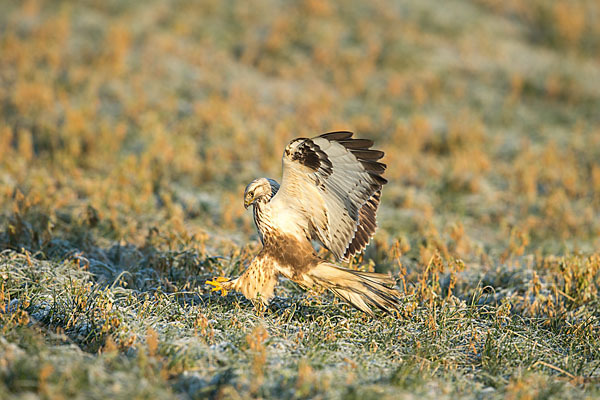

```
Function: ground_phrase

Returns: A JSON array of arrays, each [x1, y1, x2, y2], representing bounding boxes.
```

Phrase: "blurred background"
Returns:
[[1, 0, 599, 267], [1, 1, 600, 397]]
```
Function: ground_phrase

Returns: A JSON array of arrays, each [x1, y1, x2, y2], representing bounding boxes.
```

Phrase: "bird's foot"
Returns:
[[205, 276, 231, 296]]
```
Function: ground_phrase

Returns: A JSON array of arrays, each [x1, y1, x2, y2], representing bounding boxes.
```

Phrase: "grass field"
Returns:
[[1, 0, 600, 398]]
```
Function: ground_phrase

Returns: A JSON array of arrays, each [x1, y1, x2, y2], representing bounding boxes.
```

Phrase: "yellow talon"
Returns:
[[205, 277, 230, 296]]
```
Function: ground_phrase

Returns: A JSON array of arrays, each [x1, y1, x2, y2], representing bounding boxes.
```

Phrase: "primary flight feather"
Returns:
[[210, 131, 400, 315]]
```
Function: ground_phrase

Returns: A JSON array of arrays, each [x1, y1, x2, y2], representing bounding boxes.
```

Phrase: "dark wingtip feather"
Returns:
[[339, 139, 374, 149], [317, 131, 387, 186], [362, 160, 386, 174], [351, 149, 385, 160], [319, 131, 353, 141], [371, 174, 388, 186]]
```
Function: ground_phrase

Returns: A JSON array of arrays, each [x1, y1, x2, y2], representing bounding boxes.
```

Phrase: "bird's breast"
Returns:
[[263, 198, 308, 241]]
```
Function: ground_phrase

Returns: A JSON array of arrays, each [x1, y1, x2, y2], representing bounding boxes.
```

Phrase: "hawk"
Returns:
[[207, 131, 400, 315]]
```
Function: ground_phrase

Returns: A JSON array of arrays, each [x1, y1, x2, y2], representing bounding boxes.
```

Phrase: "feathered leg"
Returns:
[[217, 253, 278, 304]]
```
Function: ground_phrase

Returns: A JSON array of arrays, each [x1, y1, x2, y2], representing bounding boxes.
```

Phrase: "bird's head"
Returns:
[[244, 178, 280, 209]]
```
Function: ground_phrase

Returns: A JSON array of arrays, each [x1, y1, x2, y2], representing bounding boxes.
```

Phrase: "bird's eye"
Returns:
[[248, 191, 254, 198]]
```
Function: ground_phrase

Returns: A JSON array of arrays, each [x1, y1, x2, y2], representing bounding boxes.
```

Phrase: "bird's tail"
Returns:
[[306, 262, 401, 316]]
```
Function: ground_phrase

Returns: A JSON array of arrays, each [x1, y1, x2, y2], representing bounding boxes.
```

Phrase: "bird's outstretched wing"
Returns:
[[275, 131, 387, 261]]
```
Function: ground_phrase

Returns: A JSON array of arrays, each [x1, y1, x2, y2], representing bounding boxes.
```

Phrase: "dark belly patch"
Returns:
[[263, 233, 319, 279]]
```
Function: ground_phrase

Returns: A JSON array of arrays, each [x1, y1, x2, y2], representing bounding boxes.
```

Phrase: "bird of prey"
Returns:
[[207, 131, 400, 315]]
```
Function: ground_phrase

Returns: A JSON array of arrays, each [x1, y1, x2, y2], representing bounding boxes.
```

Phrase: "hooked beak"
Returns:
[[244, 198, 252, 209]]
